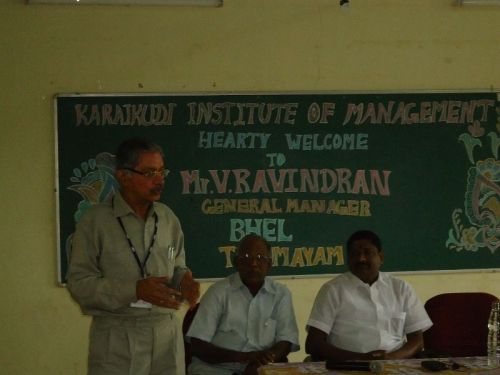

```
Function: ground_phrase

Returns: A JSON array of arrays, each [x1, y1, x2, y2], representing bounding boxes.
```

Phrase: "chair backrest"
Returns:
[[423, 292, 498, 357], [182, 303, 200, 370]]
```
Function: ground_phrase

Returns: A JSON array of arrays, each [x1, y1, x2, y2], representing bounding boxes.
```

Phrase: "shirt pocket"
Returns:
[[149, 244, 176, 278], [257, 318, 277, 348], [387, 311, 406, 336]]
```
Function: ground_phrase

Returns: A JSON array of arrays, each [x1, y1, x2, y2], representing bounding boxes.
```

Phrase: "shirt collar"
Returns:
[[228, 272, 276, 295], [347, 271, 388, 288], [112, 191, 157, 219]]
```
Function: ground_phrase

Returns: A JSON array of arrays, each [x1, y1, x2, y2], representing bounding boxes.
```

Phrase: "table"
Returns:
[[258, 357, 500, 375]]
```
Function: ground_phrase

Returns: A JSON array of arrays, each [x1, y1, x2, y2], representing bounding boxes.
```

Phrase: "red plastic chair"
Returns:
[[423, 292, 498, 357]]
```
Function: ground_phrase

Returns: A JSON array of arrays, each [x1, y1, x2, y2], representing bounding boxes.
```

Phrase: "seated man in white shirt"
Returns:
[[306, 230, 432, 361], [186, 234, 300, 375]]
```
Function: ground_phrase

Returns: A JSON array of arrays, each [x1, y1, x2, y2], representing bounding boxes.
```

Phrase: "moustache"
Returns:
[[151, 185, 163, 195], [354, 262, 371, 268]]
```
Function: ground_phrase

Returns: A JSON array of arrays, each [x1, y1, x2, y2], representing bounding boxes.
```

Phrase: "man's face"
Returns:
[[119, 151, 165, 205], [235, 237, 271, 288], [347, 239, 384, 285]]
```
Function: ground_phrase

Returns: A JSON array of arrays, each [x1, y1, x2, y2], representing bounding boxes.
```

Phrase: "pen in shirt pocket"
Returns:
[[167, 245, 175, 260]]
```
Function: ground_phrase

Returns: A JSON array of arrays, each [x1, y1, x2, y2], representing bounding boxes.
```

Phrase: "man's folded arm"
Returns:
[[190, 338, 292, 365], [190, 337, 248, 364], [385, 330, 424, 360], [305, 326, 376, 361]]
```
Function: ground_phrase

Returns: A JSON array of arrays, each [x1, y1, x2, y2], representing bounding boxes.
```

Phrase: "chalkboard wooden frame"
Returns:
[[55, 91, 500, 283]]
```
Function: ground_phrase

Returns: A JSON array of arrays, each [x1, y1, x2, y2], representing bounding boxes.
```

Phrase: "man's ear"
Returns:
[[266, 257, 272, 269], [115, 169, 127, 185], [266, 251, 272, 268], [379, 250, 385, 264], [231, 253, 239, 268]]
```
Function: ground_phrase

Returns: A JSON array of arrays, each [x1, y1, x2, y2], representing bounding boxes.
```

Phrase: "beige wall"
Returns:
[[1, 0, 499, 373]]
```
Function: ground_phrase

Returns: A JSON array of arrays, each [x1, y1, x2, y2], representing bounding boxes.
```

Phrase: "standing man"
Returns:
[[306, 230, 432, 361], [186, 234, 300, 375], [67, 138, 200, 375]]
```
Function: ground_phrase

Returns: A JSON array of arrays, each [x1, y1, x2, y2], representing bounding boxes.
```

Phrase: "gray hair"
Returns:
[[115, 137, 164, 170]]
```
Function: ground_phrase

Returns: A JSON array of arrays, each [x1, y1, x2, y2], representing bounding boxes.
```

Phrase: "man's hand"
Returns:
[[367, 350, 387, 360], [136, 276, 182, 309], [180, 270, 200, 309], [242, 362, 260, 375], [244, 350, 276, 366]]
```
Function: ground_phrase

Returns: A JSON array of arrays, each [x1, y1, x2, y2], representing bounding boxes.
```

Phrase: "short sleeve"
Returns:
[[274, 286, 300, 351], [401, 281, 433, 334], [306, 281, 338, 335]]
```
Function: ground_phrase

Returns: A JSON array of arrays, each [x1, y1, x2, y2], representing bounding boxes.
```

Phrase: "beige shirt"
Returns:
[[67, 192, 187, 317]]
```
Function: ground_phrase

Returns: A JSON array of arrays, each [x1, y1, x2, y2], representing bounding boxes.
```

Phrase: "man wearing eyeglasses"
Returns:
[[67, 137, 200, 375], [186, 234, 300, 375]]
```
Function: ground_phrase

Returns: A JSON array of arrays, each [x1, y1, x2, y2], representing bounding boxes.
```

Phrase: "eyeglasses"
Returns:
[[349, 248, 380, 258], [123, 168, 170, 179], [237, 253, 271, 264]]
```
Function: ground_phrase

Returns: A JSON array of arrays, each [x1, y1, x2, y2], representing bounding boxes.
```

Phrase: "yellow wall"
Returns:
[[1, 0, 499, 373]]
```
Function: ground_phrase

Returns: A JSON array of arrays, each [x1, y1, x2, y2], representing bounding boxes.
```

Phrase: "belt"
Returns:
[[93, 313, 174, 327]]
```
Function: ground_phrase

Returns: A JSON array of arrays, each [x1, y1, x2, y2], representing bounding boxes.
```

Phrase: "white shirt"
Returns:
[[187, 273, 300, 374], [307, 272, 432, 353]]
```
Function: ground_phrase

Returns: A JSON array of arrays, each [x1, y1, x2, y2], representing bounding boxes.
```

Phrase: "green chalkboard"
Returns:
[[55, 92, 500, 283]]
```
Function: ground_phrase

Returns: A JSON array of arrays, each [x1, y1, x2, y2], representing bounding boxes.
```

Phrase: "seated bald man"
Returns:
[[186, 234, 300, 375]]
